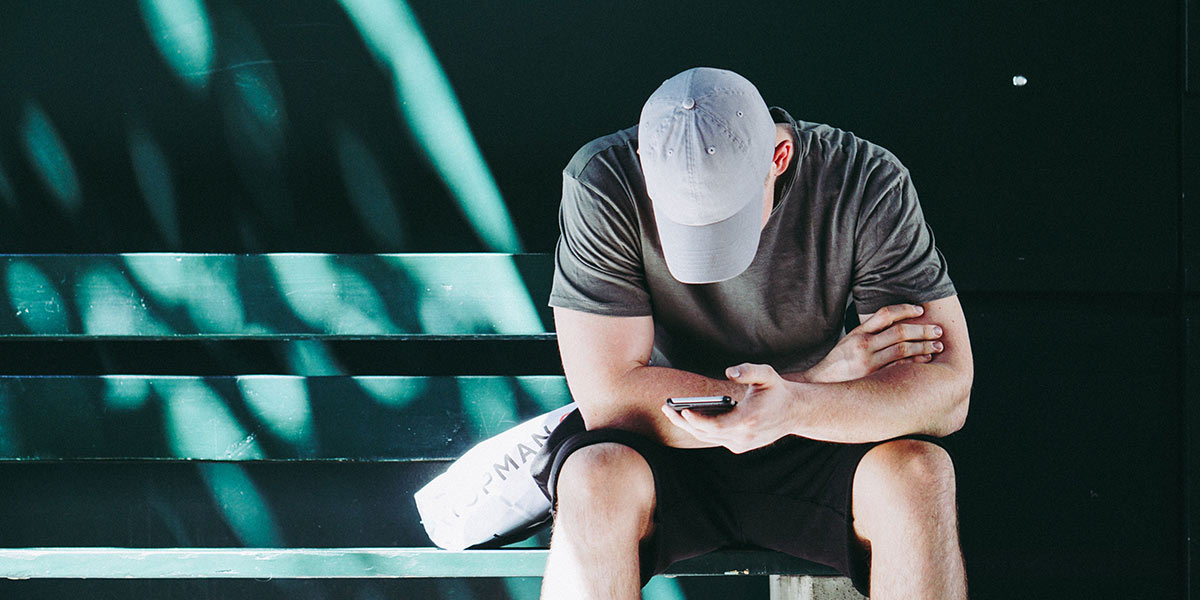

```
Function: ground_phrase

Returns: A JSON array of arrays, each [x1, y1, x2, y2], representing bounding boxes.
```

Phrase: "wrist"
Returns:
[[781, 369, 812, 384], [785, 380, 817, 437]]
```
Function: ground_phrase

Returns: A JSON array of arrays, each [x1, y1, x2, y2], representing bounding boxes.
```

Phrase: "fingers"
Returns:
[[858, 303, 924, 334], [661, 399, 763, 454], [874, 341, 943, 369], [725, 362, 778, 384], [660, 404, 720, 440], [882, 354, 934, 369], [676, 405, 723, 428], [661, 404, 692, 430], [871, 323, 943, 351]]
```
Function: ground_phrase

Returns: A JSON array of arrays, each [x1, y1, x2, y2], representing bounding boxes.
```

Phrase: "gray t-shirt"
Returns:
[[549, 108, 956, 379]]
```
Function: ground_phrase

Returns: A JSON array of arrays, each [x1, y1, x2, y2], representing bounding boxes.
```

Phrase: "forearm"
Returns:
[[786, 361, 971, 443], [573, 365, 742, 448], [553, 309, 732, 448]]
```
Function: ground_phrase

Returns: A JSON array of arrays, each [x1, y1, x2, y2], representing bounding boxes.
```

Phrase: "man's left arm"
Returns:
[[805, 293, 972, 442], [662, 294, 972, 451]]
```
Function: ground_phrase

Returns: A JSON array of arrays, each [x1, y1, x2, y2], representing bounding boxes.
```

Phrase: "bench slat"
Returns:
[[0, 375, 571, 461], [0, 254, 553, 339], [0, 548, 839, 579]]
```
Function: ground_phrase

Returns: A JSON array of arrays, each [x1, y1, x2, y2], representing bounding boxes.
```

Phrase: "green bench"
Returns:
[[0, 253, 863, 599]]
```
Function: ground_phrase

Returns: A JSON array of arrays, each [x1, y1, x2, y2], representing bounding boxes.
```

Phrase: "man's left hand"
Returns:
[[660, 363, 800, 453]]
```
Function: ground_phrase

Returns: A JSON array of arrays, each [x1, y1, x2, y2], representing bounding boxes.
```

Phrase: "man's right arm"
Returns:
[[553, 306, 739, 448]]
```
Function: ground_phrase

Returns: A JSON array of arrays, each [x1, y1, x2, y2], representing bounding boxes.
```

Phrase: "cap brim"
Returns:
[[653, 196, 762, 284]]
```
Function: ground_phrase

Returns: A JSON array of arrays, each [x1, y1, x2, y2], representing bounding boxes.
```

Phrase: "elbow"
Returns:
[[944, 392, 970, 435], [942, 374, 973, 435], [931, 373, 972, 437], [926, 395, 968, 438], [566, 363, 651, 432], [573, 381, 655, 436], [575, 394, 627, 431]]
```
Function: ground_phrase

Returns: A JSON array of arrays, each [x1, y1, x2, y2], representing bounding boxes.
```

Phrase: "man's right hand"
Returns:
[[800, 303, 943, 384]]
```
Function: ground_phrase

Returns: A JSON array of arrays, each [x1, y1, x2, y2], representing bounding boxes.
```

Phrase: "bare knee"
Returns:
[[555, 443, 656, 539], [853, 440, 957, 541], [859, 439, 956, 492]]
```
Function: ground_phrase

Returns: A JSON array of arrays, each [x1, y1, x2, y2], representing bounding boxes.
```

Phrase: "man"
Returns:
[[534, 67, 972, 599]]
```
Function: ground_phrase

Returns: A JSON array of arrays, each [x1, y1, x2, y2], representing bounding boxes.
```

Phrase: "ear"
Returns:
[[770, 136, 793, 176]]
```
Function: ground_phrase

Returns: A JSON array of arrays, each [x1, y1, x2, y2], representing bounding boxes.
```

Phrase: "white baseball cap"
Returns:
[[638, 67, 776, 284]]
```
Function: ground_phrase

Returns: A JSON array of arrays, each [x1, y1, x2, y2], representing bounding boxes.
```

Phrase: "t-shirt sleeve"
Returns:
[[548, 171, 652, 317], [851, 170, 956, 314]]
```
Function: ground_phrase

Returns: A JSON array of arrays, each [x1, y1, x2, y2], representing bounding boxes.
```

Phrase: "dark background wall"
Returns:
[[0, 1, 1192, 599]]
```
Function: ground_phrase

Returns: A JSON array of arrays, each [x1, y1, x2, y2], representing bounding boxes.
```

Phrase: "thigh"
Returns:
[[533, 410, 743, 583], [721, 435, 948, 597]]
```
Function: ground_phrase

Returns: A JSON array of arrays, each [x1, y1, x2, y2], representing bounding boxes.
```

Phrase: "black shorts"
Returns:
[[532, 409, 933, 596]]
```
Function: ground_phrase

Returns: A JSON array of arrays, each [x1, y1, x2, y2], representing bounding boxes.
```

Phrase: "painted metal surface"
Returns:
[[0, 254, 554, 339], [0, 375, 570, 461], [0, 547, 838, 580]]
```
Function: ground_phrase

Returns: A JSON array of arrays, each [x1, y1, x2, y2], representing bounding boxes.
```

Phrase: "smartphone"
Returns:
[[666, 395, 737, 414]]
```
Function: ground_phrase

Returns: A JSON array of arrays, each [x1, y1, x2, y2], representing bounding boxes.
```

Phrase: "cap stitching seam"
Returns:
[[694, 104, 745, 153]]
